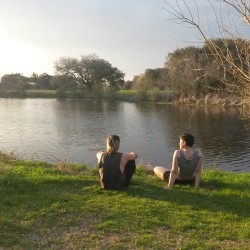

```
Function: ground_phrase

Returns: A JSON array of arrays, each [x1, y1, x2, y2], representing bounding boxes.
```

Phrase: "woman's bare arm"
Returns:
[[120, 152, 138, 173], [194, 149, 203, 188]]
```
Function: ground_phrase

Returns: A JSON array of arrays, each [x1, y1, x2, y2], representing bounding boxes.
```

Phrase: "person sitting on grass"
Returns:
[[96, 134, 138, 190], [154, 132, 202, 189]]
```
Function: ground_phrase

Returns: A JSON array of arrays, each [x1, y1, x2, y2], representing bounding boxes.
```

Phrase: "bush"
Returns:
[[135, 90, 148, 102], [104, 86, 117, 100], [147, 87, 160, 102]]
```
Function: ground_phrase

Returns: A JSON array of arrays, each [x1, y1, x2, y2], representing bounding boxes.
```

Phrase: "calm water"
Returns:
[[0, 98, 250, 173]]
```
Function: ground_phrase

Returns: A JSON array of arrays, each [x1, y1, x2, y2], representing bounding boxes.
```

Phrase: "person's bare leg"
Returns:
[[154, 166, 169, 181]]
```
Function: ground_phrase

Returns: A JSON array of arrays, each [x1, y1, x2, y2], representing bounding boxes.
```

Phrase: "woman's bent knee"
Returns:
[[154, 166, 167, 180]]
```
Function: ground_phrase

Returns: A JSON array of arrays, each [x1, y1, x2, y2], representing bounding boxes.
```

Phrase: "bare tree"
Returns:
[[164, 0, 250, 104]]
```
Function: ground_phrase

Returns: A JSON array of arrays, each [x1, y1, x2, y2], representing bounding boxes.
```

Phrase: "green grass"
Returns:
[[0, 154, 249, 249], [117, 90, 137, 94]]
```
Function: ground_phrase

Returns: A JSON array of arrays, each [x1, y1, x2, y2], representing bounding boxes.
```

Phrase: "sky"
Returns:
[[0, 0, 248, 81]]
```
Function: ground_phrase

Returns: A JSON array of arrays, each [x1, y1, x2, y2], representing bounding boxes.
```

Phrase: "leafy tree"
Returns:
[[0, 73, 28, 90], [131, 68, 166, 91], [164, 38, 250, 98], [132, 74, 154, 91], [30, 73, 53, 89], [50, 75, 77, 90], [164, 46, 207, 97], [123, 80, 133, 90], [54, 54, 125, 91]]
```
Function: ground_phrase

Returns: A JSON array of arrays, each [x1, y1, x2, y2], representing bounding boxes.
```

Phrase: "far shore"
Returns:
[[0, 89, 249, 108]]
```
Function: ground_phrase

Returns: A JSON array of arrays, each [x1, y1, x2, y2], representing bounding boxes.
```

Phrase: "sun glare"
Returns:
[[0, 31, 46, 76]]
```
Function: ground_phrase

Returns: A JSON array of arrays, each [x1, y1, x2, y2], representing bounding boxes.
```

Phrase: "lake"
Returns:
[[0, 98, 249, 173]]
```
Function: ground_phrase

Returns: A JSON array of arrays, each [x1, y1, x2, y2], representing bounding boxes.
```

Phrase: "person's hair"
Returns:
[[180, 133, 194, 147], [106, 134, 120, 153]]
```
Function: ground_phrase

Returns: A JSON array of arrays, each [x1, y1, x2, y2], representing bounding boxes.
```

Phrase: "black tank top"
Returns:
[[99, 152, 125, 190]]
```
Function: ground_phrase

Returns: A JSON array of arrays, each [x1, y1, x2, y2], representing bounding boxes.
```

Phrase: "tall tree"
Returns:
[[55, 54, 125, 90], [0, 73, 27, 90], [165, 46, 207, 97]]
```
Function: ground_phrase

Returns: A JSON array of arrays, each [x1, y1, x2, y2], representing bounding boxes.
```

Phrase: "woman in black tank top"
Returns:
[[97, 134, 138, 190]]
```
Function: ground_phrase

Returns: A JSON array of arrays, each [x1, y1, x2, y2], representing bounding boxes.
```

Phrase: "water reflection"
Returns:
[[0, 99, 249, 173]]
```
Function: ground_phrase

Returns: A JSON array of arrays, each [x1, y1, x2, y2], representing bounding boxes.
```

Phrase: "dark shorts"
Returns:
[[163, 170, 195, 185]]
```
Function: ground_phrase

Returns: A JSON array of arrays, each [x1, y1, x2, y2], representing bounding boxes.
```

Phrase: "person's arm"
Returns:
[[124, 152, 138, 161], [96, 151, 104, 165], [120, 152, 138, 173], [194, 149, 203, 188], [166, 150, 179, 189]]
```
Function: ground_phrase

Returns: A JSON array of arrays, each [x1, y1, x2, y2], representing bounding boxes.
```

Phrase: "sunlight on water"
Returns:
[[0, 98, 249, 173]]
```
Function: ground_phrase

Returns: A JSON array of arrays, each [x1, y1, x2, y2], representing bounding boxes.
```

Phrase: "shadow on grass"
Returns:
[[1, 168, 249, 249], [0, 171, 97, 245], [1, 168, 249, 221], [0, 171, 97, 210], [123, 177, 250, 218]]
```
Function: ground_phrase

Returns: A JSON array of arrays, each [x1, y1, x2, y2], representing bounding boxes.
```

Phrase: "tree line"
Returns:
[[1, 0, 249, 104], [0, 38, 249, 104], [0, 53, 124, 98]]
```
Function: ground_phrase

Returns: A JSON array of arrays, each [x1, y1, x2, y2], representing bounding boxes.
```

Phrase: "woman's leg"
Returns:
[[124, 160, 136, 187], [154, 166, 170, 181]]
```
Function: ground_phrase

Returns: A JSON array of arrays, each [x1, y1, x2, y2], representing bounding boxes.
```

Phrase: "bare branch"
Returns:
[[163, 0, 250, 101]]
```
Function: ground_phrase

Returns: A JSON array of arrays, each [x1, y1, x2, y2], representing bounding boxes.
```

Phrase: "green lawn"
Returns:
[[0, 155, 249, 249]]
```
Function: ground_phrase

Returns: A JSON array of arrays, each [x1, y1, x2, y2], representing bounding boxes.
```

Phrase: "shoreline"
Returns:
[[0, 89, 249, 108]]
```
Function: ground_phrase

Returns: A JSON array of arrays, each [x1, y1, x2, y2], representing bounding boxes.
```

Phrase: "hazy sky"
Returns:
[[0, 0, 247, 80]]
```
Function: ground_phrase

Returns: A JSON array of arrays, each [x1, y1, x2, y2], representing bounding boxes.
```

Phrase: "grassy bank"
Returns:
[[0, 155, 249, 249]]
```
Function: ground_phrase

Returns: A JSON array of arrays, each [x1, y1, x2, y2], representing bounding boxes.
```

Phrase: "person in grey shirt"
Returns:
[[154, 133, 202, 189]]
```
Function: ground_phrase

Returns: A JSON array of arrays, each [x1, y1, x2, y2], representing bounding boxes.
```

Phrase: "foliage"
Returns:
[[0, 73, 29, 90], [0, 158, 249, 249], [104, 86, 118, 100], [131, 68, 166, 91], [122, 80, 133, 90], [164, 0, 250, 103], [147, 87, 161, 102], [204, 38, 250, 96], [135, 90, 148, 102], [50, 74, 78, 91], [165, 46, 208, 97], [30, 73, 53, 89], [0, 54, 124, 97], [54, 54, 125, 91]]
